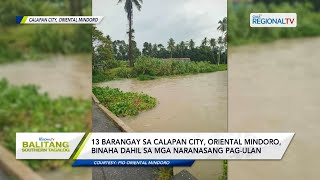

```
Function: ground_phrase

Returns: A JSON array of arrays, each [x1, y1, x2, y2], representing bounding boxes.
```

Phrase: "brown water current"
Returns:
[[0, 55, 91, 99], [96, 71, 227, 179], [228, 38, 320, 180]]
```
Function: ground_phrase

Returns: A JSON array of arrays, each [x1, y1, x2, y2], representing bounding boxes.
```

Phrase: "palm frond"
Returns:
[[117, 0, 124, 4], [124, 0, 132, 19], [133, 0, 142, 11]]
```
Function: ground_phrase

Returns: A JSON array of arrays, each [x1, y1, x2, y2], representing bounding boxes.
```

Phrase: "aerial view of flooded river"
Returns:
[[228, 38, 320, 180], [96, 71, 227, 179]]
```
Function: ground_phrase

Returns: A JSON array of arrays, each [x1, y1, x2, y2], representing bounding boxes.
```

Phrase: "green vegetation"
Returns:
[[93, 57, 227, 83], [156, 167, 173, 180], [92, 14, 227, 84], [0, 0, 91, 63], [134, 57, 227, 76], [0, 79, 91, 170], [218, 160, 228, 180], [0, 25, 91, 63], [93, 25, 227, 69], [253, 0, 320, 11], [229, 1, 320, 45], [138, 35, 227, 63], [92, 86, 157, 117]]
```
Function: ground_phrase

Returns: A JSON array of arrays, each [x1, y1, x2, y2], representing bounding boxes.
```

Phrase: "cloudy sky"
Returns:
[[93, 0, 227, 48]]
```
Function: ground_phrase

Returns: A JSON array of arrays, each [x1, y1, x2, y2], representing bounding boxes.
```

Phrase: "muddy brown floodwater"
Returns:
[[0, 55, 91, 99], [0, 55, 92, 180], [96, 71, 227, 180], [228, 38, 320, 180]]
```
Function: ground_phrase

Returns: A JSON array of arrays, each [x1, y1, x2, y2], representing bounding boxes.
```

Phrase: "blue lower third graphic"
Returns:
[[73, 160, 195, 167], [16, 16, 24, 24]]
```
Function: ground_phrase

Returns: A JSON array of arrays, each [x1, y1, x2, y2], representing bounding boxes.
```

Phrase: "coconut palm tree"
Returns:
[[217, 36, 225, 65], [217, 17, 227, 66], [178, 41, 186, 57], [209, 38, 217, 64], [188, 39, 195, 49], [157, 44, 164, 49], [217, 17, 227, 37], [209, 38, 216, 49], [167, 38, 175, 58], [201, 37, 208, 47], [117, 0, 143, 67], [218, 36, 224, 49]]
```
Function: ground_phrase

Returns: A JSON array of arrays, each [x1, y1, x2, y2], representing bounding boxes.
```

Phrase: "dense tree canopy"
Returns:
[[253, 0, 320, 10], [92, 17, 228, 68]]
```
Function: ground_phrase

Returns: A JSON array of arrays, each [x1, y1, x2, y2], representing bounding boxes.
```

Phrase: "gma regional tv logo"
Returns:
[[22, 137, 70, 153], [250, 13, 297, 27]]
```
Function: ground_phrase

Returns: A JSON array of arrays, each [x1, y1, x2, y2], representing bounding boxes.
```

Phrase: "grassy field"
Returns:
[[0, 79, 91, 170]]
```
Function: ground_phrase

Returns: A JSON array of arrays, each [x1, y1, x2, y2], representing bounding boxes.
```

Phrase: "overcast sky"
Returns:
[[93, 0, 227, 49]]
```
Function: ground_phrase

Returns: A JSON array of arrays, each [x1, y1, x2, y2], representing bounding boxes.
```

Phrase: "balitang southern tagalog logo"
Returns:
[[22, 137, 70, 153]]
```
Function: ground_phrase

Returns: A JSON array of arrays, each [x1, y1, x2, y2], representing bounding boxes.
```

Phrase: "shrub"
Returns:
[[171, 60, 187, 75], [72, 25, 91, 52], [102, 58, 120, 69], [118, 60, 129, 67], [134, 57, 226, 77], [0, 24, 91, 63], [109, 67, 136, 78], [0, 41, 23, 62], [92, 71, 114, 83], [92, 86, 157, 117], [133, 56, 159, 76], [0, 79, 91, 170], [92, 57, 227, 82], [31, 25, 72, 53], [157, 167, 173, 180]]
